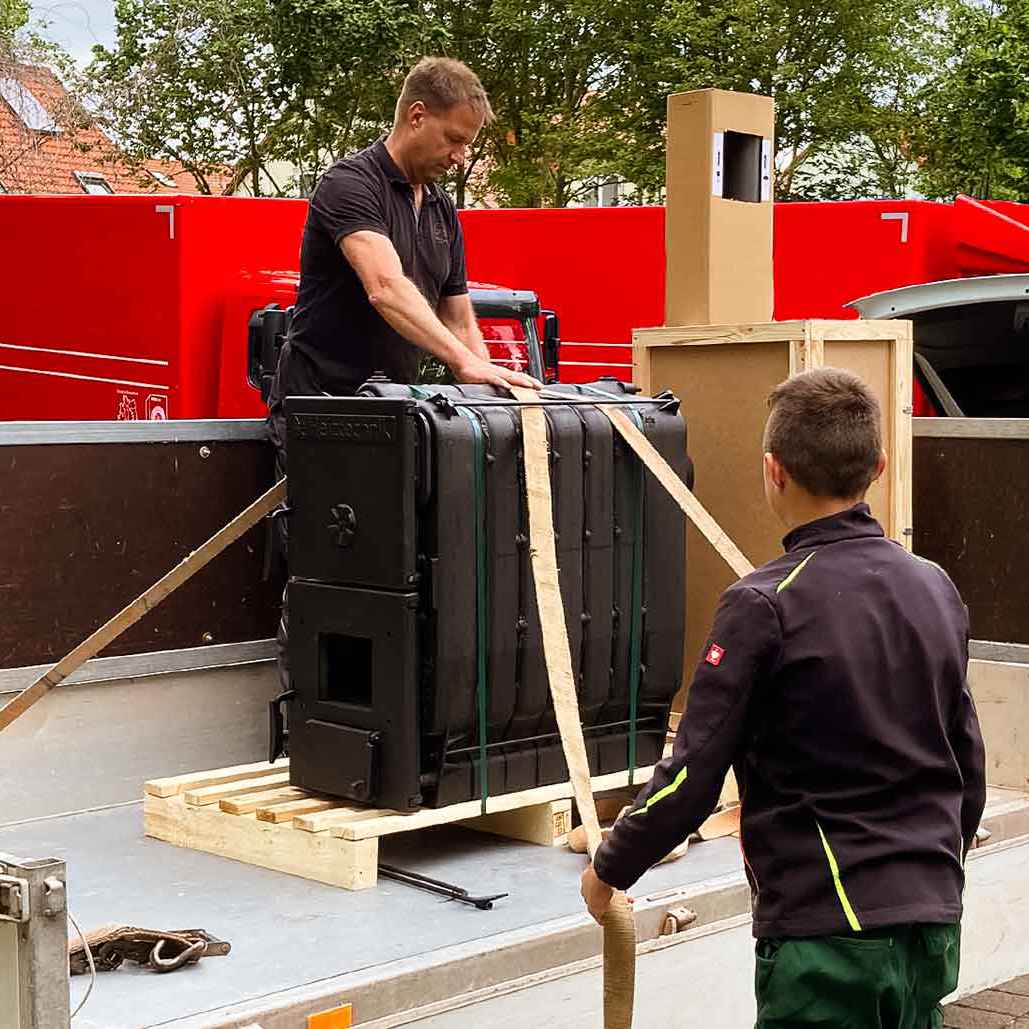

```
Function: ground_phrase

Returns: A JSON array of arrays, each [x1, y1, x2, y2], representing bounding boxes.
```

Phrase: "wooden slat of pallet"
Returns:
[[331, 766, 655, 841], [459, 799, 572, 847], [145, 759, 288, 799], [144, 793, 572, 890], [144, 793, 379, 890], [295, 807, 394, 833], [256, 798, 344, 824], [184, 772, 290, 807], [220, 786, 308, 815]]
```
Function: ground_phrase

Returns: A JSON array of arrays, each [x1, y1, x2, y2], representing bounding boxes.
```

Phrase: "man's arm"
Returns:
[[342, 231, 537, 389], [590, 586, 781, 894], [438, 292, 489, 361]]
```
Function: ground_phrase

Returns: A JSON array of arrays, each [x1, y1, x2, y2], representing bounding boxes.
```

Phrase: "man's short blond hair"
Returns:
[[396, 57, 494, 125]]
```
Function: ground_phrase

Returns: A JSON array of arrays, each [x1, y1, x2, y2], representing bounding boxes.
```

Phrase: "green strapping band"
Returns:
[[776, 551, 814, 593], [630, 765, 687, 817], [816, 820, 863, 931]]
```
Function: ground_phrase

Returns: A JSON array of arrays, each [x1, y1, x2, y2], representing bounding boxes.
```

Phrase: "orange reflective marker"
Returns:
[[308, 1002, 353, 1029]]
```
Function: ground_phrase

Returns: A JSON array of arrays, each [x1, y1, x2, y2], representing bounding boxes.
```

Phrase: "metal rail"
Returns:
[[0, 419, 266, 446]]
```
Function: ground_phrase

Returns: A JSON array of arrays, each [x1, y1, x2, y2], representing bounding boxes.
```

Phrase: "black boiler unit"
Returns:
[[280, 380, 693, 811]]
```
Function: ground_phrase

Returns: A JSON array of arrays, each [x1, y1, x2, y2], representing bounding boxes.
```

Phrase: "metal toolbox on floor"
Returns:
[[283, 380, 693, 810]]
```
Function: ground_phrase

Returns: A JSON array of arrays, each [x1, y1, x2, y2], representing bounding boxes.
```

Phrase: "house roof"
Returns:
[[0, 63, 232, 195]]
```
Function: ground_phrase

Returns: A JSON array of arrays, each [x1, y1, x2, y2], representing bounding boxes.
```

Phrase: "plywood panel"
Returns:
[[649, 342, 790, 681], [822, 338, 894, 533], [913, 435, 1029, 644], [0, 440, 282, 667]]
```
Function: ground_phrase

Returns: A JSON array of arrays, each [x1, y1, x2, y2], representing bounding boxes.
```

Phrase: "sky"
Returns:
[[28, 0, 116, 66]]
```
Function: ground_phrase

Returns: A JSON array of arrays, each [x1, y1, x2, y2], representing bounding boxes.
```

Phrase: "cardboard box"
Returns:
[[665, 89, 775, 327]]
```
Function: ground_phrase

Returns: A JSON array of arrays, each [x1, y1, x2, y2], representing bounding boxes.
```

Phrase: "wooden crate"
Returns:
[[144, 759, 654, 890], [633, 319, 914, 678]]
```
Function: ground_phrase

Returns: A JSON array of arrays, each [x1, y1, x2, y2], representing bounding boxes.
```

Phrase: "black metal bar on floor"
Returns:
[[377, 864, 509, 910]]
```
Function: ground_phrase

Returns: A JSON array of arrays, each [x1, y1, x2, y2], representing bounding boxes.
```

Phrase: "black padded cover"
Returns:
[[284, 380, 693, 809]]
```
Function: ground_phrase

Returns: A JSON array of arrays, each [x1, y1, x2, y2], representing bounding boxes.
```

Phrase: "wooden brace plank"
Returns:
[[806, 319, 912, 342], [601, 405, 754, 580], [184, 772, 291, 807], [295, 807, 393, 834], [634, 323, 808, 347], [220, 786, 307, 815], [0, 479, 287, 733], [145, 759, 288, 799], [256, 798, 344, 824]]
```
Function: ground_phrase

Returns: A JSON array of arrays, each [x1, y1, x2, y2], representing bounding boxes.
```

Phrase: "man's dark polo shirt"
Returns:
[[278, 139, 468, 397]]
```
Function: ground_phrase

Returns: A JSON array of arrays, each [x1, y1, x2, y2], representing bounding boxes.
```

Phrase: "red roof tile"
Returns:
[[0, 63, 233, 195]]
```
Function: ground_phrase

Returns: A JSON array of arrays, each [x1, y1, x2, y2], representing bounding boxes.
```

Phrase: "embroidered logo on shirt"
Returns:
[[705, 643, 725, 667]]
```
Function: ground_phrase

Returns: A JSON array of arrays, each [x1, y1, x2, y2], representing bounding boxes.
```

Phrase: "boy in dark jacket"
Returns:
[[582, 368, 986, 1028]]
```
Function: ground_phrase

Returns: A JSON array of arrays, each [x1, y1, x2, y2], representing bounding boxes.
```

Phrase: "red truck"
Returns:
[[2, 192, 1028, 420]]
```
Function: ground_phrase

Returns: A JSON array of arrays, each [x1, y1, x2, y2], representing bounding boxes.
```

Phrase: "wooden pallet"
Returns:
[[143, 759, 654, 890]]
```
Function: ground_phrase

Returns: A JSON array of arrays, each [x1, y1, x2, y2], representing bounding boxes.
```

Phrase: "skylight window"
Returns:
[[147, 168, 177, 188], [74, 172, 114, 195], [0, 78, 59, 133]]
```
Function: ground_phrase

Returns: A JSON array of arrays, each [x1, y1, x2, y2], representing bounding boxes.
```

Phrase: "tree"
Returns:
[[0, 1, 86, 192], [1, 0, 27, 41], [436, 0, 636, 208], [916, 0, 1029, 201], [82, 0, 956, 205], [84, 0, 286, 195], [591, 0, 946, 202], [268, 0, 444, 194]]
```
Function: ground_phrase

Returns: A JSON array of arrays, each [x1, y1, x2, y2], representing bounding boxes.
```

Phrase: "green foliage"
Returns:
[[77, 0, 1029, 205], [591, 0, 945, 201], [437, 0, 633, 207], [82, 0, 287, 194], [268, 0, 444, 192], [1, 0, 29, 42], [916, 0, 1029, 201]]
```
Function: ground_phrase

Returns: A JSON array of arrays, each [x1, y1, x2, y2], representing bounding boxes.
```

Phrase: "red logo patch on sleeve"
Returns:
[[705, 643, 725, 667]]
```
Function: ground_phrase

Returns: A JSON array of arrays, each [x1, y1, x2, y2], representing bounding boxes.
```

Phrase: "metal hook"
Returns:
[[149, 938, 205, 973]]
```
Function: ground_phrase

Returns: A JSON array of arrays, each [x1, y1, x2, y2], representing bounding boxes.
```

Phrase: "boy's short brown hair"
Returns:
[[764, 368, 883, 499], [397, 57, 494, 124]]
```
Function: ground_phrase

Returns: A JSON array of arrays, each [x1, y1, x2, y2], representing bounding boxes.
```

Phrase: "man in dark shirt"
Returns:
[[269, 56, 539, 410], [582, 368, 986, 1028], [267, 57, 539, 692]]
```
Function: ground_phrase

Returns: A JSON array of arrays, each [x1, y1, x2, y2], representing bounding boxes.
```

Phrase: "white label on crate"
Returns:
[[147, 394, 168, 420], [712, 131, 724, 197], [761, 138, 772, 202]]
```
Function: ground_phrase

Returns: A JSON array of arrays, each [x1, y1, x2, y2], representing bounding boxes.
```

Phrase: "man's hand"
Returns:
[[452, 350, 541, 391], [581, 863, 615, 925]]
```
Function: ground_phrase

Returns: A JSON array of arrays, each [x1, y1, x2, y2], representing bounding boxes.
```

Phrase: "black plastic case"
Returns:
[[284, 380, 693, 810]]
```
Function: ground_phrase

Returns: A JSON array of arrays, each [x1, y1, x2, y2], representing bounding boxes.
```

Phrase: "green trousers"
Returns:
[[754, 924, 960, 1029]]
